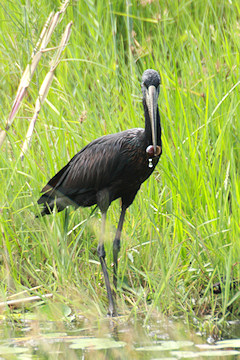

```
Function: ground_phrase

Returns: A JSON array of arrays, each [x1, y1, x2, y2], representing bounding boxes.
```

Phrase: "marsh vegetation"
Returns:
[[0, 0, 240, 350]]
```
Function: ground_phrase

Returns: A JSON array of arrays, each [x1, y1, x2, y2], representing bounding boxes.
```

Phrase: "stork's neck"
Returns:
[[143, 98, 161, 146]]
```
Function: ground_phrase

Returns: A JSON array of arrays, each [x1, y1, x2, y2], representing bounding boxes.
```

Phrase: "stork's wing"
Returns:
[[55, 134, 128, 192], [37, 129, 144, 214], [40, 130, 142, 197]]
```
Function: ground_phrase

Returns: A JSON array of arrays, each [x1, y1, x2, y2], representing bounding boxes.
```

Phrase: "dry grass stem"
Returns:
[[0, 0, 70, 149], [20, 21, 73, 160], [0, 294, 53, 310]]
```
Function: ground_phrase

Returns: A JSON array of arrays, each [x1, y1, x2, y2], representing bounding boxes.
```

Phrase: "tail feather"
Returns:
[[37, 187, 78, 216], [37, 163, 72, 216]]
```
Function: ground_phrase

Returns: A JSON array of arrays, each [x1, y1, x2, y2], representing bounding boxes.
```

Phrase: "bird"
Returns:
[[37, 69, 162, 316]]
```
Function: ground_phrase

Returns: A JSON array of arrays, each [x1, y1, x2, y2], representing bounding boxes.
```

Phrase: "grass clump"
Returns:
[[0, 0, 240, 334]]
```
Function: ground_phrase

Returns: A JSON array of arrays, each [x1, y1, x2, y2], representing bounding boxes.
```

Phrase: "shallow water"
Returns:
[[1, 312, 240, 359]]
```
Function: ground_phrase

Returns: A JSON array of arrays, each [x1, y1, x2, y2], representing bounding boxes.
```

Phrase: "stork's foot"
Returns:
[[107, 307, 118, 317]]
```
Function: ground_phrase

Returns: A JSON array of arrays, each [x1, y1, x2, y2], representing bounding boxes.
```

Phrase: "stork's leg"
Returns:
[[113, 205, 127, 293], [97, 211, 116, 316]]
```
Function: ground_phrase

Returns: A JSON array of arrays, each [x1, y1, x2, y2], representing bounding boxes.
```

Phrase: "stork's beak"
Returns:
[[146, 85, 158, 156]]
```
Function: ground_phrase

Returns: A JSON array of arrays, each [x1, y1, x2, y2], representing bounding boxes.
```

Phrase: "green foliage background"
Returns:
[[0, 0, 239, 328]]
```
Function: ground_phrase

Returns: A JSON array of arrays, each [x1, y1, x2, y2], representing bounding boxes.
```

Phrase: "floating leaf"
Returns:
[[69, 337, 126, 350], [151, 358, 177, 360], [197, 339, 240, 351], [171, 350, 240, 358], [216, 338, 240, 348], [16, 355, 33, 360], [136, 340, 194, 351], [0, 345, 29, 355]]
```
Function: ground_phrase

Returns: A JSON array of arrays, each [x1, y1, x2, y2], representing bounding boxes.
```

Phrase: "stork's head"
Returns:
[[141, 69, 161, 157]]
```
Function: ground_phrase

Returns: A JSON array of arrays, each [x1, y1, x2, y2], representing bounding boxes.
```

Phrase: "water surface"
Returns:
[[1, 311, 240, 359]]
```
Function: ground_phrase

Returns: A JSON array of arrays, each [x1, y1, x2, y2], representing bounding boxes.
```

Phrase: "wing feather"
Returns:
[[43, 129, 143, 194], [64, 135, 125, 190], [38, 128, 144, 213]]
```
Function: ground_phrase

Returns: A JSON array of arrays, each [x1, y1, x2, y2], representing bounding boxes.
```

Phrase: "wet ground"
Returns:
[[1, 310, 240, 359]]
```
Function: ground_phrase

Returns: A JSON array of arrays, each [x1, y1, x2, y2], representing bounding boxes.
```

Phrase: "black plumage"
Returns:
[[38, 69, 162, 316]]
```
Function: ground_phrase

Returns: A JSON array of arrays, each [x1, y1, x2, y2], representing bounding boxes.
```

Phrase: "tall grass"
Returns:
[[0, 0, 240, 332]]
